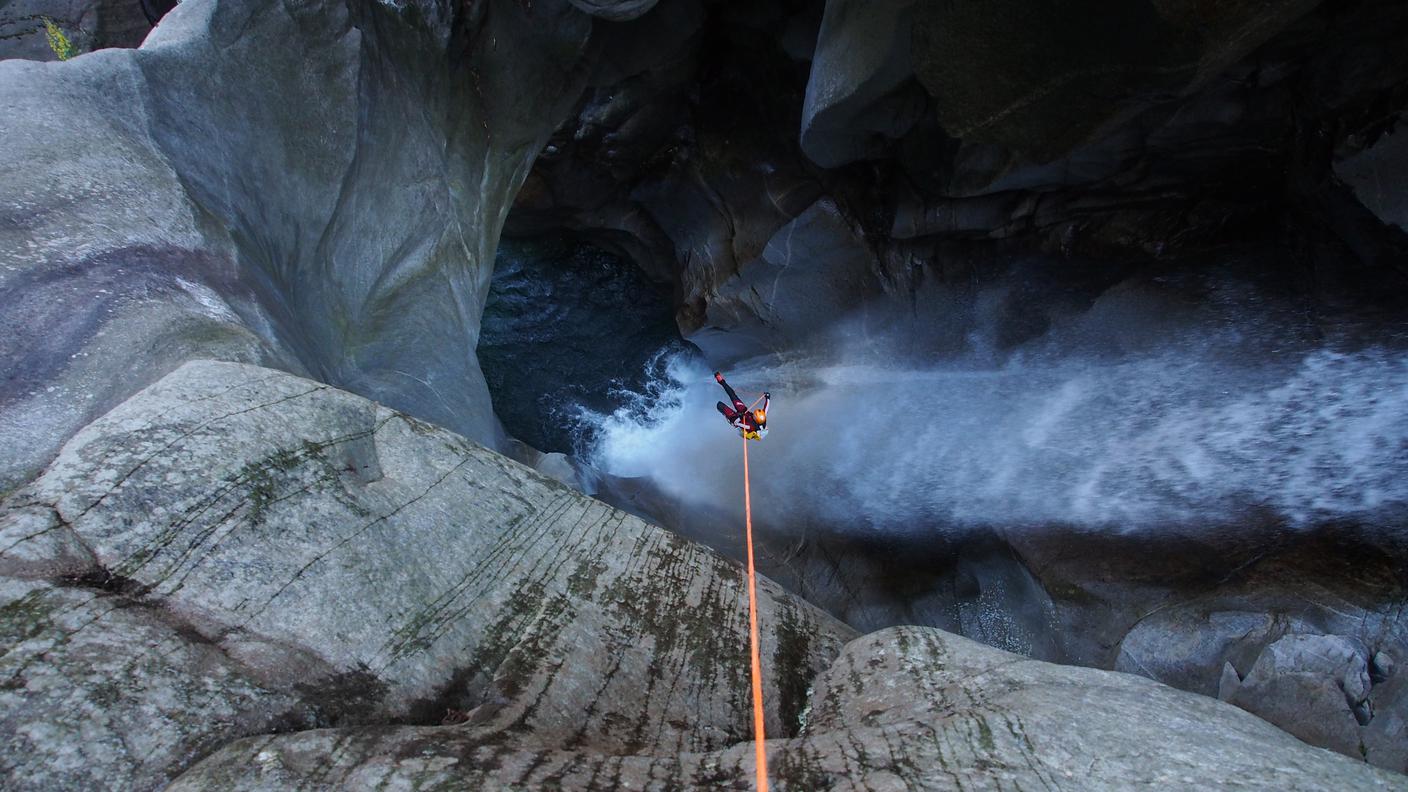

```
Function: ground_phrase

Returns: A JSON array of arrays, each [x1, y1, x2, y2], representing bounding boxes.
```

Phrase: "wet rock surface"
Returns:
[[3, 0, 1408, 786], [598, 470, 1408, 772], [1024, 527, 1408, 772], [1337, 123, 1408, 233], [566, 0, 659, 22], [517, 0, 1408, 355]]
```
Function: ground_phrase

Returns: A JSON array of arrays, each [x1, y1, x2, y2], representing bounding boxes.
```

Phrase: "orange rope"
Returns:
[[742, 437, 769, 791]]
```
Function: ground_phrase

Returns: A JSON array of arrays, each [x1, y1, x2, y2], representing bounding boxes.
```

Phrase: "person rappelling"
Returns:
[[714, 371, 769, 440]]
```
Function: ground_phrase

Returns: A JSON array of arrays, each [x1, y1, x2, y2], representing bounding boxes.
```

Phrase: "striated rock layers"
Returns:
[[0, 0, 595, 493], [2, 360, 1403, 791], [175, 627, 1408, 790], [0, 360, 851, 790], [506, 1, 1408, 769]]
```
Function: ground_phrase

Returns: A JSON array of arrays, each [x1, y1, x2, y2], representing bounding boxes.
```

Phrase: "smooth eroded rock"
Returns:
[[170, 626, 1406, 790], [0, 360, 852, 789], [0, 0, 596, 491]]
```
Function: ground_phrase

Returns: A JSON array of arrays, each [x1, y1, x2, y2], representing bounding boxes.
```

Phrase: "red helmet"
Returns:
[[753, 409, 767, 425]]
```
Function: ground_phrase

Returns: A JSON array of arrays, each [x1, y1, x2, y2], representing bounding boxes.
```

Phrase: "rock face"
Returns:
[[4, 362, 1400, 791], [517, 0, 1408, 361], [169, 626, 1404, 790], [1017, 528, 1408, 773], [0, 0, 166, 61], [502, 0, 1408, 770], [0, 0, 595, 493], [907, 0, 1321, 163], [0, 360, 852, 790], [1133, 620, 1403, 769], [800, 0, 923, 169], [1222, 634, 1374, 758], [1336, 124, 1408, 232], [506, 0, 841, 357]]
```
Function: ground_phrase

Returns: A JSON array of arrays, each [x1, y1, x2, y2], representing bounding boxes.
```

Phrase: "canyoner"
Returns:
[[714, 371, 770, 440], [714, 370, 773, 791]]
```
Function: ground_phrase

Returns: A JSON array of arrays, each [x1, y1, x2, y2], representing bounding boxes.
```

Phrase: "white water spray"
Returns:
[[584, 313, 1408, 535]]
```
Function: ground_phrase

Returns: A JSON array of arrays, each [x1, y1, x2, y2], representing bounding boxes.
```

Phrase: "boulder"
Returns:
[[0, 360, 852, 789], [1028, 527, 1408, 772], [0, 0, 595, 492], [911, 0, 1320, 163], [1336, 126, 1408, 232], [799, 0, 925, 169], [1227, 634, 1374, 759], [1117, 610, 1296, 697], [690, 198, 879, 359], [169, 626, 1406, 790]]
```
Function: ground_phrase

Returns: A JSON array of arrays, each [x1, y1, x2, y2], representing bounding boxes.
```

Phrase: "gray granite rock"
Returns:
[[1228, 634, 1376, 759], [690, 198, 879, 360], [912, 0, 1320, 163], [169, 626, 1406, 790], [0, 360, 852, 790], [0, 0, 595, 492], [0, 0, 158, 61], [1045, 528, 1408, 773], [0, 575, 307, 792], [799, 0, 922, 169], [1336, 126, 1408, 232], [1117, 610, 1297, 697]]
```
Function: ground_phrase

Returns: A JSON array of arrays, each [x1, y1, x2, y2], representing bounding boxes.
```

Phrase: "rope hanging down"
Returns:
[[742, 436, 770, 791]]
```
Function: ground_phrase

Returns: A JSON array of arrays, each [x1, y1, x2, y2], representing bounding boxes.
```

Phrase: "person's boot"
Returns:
[[714, 371, 724, 383]]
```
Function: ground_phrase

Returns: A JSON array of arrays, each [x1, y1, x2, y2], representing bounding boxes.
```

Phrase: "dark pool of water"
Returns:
[[479, 235, 694, 453]]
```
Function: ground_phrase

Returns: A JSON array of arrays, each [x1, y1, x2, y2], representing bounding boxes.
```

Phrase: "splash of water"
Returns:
[[584, 342, 1408, 534]]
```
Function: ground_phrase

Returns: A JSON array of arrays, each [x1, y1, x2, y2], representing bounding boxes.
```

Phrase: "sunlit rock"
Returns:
[[171, 626, 1405, 790], [0, 360, 851, 789], [0, 0, 594, 492]]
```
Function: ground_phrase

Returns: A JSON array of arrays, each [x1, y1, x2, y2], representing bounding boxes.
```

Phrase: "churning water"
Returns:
[[581, 279, 1408, 535]]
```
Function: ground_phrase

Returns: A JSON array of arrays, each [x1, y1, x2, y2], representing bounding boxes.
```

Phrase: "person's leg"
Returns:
[[715, 372, 744, 409], [717, 401, 739, 421]]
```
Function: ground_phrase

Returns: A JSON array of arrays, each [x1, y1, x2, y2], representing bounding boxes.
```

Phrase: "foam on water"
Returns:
[[583, 340, 1408, 535]]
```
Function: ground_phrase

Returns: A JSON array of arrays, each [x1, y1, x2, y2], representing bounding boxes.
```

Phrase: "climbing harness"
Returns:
[[738, 394, 769, 441], [742, 435, 770, 791]]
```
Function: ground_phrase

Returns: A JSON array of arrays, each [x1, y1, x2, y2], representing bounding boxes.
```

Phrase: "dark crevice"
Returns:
[[59, 568, 150, 599]]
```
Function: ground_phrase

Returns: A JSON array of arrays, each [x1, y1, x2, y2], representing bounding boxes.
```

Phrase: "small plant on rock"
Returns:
[[41, 17, 74, 61]]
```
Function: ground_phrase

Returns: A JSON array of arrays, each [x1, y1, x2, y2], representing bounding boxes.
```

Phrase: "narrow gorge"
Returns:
[[2, 1, 1406, 789]]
